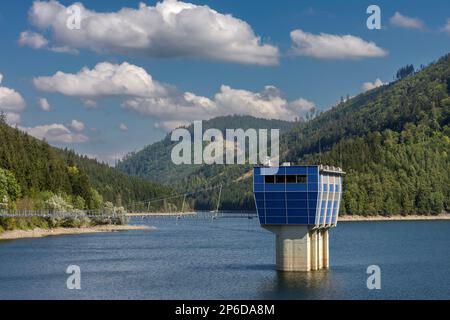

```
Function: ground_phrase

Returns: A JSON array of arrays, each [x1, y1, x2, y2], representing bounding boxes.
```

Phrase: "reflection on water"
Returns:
[[0, 218, 449, 299], [258, 270, 338, 299]]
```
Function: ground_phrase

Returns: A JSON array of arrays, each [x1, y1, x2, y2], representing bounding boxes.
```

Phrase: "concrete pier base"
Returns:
[[322, 229, 329, 269], [310, 230, 318, 271], [264, 225, 330, 272]]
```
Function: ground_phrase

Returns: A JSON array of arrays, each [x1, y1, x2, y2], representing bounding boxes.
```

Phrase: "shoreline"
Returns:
[[339, 214, 450, 222], [0, 224, 153, 241], [1, 214, 449, 241]]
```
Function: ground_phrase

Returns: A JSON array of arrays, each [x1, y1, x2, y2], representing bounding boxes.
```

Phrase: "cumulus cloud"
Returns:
[[38, 97, 51, 111], [70, 119, 85, 132], [0, 74, 26, 125], [20, 123, 89, 143], [17, 30, 78, 54], [215, 85, 315, 120], [124, 84, 315, 129], [390, 12, 425, 30], [154, 120, 189, 131], [290, 29, 387, 60], [442, 18, 450, 34], [0, 77, 26, 113], [18, 31, 48, 49], [26, 0, 279, 65], [81, 99, 98, 108], [362, 78, 387, 92], [34, 62, 314, 129], [119, 123, 128, 131], [33, 62, 168, 98], [5, 113, 22, 126]]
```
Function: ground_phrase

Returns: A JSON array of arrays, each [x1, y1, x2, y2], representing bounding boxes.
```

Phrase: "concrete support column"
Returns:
[[317, 230, 323, 269], [265, 225, 311, 271], [310, 229, 318, 271], [322, 229, 329, 269], [263, 225, 332, 272]]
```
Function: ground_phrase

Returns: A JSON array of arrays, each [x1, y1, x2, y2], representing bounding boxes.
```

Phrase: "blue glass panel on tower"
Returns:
[[253, 164, 345, 228]]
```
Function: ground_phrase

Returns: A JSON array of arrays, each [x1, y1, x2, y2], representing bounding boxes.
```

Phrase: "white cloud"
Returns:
[[442, 18, 450, 34], [70, 119, 85, 132], [362, 78, 387, 92], [33, 62, 168, 98], [0, 74, 26, 114], [4, 112, 22, 126], [0, 87, 25, 112], [290, 29, 387, 60], [84, 151, 128, 166], [119, 123, 128, 131], [123, 92, 217, 127], [38, 97, 51, 111], [214, 85, 315, 120], [124, 84, 315, 129], [17, 30, 78, 54], [34, 62, 314, 130], [49, 46, 79, 54], [82, 99, 98, 108], [20, 124, 89, 143], [390, 12, 424, 30], [0, 74, 25, 125], [26, 0, 279, 65], [154, 120, 189, 131], [18, 31, 48, 49]]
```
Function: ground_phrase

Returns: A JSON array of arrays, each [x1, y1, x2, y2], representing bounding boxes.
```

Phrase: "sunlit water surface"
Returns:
[[0, 217, 449, 299]]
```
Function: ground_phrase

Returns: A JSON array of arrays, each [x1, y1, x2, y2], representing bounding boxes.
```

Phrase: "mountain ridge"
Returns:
[[119, 54, 450, 215]]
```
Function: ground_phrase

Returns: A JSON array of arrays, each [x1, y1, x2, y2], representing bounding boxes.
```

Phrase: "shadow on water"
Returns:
[[258, 269, 341, 300]]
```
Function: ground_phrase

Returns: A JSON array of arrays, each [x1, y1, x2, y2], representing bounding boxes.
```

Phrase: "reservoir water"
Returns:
[[0, 218, 449, 300]]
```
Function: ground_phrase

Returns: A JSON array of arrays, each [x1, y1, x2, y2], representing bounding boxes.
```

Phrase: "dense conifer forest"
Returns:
[[0, 118, 174, 231], [119, 54, 450, 216]]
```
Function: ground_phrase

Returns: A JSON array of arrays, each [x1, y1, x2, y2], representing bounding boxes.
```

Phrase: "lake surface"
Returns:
[[0, 217, 449, 300]]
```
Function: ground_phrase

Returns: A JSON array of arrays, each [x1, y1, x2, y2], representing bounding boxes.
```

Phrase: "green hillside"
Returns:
[[283, 54, 450, 215], [118, 115, 295, 185], [0, 118, 173, 211], [118, 54, 450, 215], [57, 149, 172, 206]]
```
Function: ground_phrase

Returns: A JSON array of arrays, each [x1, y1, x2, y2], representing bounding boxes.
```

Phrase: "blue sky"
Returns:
[[0, 0, 449, 164]]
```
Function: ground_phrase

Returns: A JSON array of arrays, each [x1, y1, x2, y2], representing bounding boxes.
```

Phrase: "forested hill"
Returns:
[[117, 115, 295, 185], [283, 54, 450, 215], [283, 56, 450, 161], [56, 149, 172, 206], [0, 119, 172, 209], [118, 53, 450, 215]]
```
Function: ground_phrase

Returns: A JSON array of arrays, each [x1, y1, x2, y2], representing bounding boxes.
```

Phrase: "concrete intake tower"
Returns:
[[253, 164, 345, 271]]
